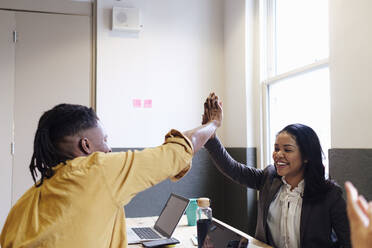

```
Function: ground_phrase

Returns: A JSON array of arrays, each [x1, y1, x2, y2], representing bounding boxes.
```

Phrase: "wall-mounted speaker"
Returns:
[[112, 7, 142, 32]]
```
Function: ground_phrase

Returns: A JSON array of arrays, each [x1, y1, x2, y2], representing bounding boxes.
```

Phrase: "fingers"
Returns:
[[367, 203, 372, 231], [205, 94, 216, 111], [345, 181, 361, 221], [345, 181, 370, 227], [207, 92, 215, 107], [208, 97, 212, 110], [358, 195, 369, 215], [204, 93, 214, 110], [205, 107, 210, 119], [207, 95, 213, 110], [204, 92, 222, 115], [204, 101, 208, 113], [202, 114, 207, 125], [217, 100, 223, 110], [213, 98, 219, 109], [345, 181, 358, 203], [206, 93, 219, 109]]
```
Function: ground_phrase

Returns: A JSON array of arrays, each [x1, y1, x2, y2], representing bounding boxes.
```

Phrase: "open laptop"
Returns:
[[127, 193, 190, 244], [202, 219, 253, 248]]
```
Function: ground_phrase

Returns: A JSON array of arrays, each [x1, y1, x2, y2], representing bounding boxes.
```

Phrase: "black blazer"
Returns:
[[204, 137, 351, 248]]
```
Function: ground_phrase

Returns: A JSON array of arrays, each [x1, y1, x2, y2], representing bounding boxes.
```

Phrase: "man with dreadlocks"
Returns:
[[0, 95, 223, 248]]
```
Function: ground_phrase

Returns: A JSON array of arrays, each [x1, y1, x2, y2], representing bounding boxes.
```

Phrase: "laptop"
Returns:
[[202, 219, 253, 248], [127, 193, 190, 244]]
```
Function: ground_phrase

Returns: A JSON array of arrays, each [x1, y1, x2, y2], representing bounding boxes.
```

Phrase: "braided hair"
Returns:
[[29, 103, 98, 187]]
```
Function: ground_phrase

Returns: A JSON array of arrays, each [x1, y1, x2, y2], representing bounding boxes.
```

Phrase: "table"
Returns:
[[127, 216, 272, 248]]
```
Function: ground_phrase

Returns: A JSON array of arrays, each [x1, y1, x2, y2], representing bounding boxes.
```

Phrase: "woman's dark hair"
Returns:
[[29, 103, 98, 187], [278, 123, 332, 201]]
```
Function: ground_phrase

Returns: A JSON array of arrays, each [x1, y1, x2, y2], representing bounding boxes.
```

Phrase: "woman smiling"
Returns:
[[202, 93, 351, 248]]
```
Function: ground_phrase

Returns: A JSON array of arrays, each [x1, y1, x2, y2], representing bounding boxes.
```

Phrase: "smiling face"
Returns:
[[272, 131, 305, 187]]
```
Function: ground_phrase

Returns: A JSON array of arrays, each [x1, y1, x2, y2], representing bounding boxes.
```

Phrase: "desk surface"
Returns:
[[127, 216, 272, 248]]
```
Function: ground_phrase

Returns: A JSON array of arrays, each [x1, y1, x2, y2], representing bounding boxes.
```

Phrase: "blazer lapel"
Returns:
[[266, 177, 283, 209], [300, 199, 312, 246]]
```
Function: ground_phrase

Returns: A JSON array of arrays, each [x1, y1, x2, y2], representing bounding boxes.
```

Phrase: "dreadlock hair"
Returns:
[[29, 103, 98, 187], [278, 123, 333, 202]]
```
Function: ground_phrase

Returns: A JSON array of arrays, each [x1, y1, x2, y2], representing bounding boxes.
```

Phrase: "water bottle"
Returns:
[[196, 197, 212, 248]]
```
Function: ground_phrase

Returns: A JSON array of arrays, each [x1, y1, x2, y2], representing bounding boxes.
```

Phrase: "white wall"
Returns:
[[222, 0, 260, 149], [330, 0, 372, 148], [97, 0, 225, 147], [223, 0, 247, 147]]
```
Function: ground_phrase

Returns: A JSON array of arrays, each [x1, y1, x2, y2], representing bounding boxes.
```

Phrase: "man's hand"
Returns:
[[345, 181, 372, 248], [182, 93, 223, 154], [202, 92, 223, 127]]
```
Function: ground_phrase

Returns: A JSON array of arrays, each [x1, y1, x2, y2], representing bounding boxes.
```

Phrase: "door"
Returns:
[[0, 10, 15, 229], [12, 11, 92, 203]]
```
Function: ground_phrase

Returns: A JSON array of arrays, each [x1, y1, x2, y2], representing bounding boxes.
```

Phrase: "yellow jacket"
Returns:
[[1, 130, 193, 248]]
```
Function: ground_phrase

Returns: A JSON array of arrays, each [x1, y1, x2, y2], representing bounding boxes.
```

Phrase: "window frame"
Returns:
[[260, 0, 330, 168]]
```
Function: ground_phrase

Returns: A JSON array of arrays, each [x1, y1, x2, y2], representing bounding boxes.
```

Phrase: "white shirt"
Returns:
[[267, 178, 304, 248]]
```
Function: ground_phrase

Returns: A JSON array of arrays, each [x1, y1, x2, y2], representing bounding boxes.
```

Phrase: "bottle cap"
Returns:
[[197, 197, 210, 207]]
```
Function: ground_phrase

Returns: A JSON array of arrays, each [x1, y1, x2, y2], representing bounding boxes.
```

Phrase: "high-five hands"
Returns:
[[181, 93, 223, 153], [345, 181, 372, 248], [202, 92, 223, 127]]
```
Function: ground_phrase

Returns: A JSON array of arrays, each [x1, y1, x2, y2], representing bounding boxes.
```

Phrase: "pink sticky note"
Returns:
[[132, 99, 141, 108], [144, 99, 152, 108]]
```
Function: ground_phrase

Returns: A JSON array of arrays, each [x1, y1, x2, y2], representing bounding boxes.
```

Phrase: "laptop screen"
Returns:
[[202, 220, 249, 248], [154, 193, 189, 237]]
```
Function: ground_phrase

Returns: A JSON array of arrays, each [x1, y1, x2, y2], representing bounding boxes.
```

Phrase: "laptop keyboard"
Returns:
[[132, 227, 162, 239]]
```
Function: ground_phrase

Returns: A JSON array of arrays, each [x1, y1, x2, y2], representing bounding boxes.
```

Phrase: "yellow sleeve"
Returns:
[[98, 129, 193, 206]]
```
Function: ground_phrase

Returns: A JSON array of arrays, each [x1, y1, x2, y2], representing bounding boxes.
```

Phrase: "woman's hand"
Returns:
[[202, 92, 223, 128], [345, 181, 372, 248]]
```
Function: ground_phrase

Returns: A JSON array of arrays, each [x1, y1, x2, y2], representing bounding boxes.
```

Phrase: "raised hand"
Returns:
[[182, 93, 222, 153], [202, 92, 223, 128], [345, 181, 372, 248]]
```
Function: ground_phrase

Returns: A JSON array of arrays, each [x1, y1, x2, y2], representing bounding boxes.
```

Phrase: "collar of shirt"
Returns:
[[281, 177, 304, 197]]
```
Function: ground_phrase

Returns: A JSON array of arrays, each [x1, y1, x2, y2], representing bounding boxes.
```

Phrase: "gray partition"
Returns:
[[222, 148, 257, 235], [113, 147, 258, 236], [329, 148, 372, 201]]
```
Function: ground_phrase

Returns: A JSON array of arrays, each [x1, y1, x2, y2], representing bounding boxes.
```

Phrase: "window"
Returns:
[[261, 0, 330, 170]]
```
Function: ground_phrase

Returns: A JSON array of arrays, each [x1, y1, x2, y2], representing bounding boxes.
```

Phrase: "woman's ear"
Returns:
[[79, 138, 91, 155]]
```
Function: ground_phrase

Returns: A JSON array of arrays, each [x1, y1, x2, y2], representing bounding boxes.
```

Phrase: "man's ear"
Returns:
[[79, 138, 91, 155]]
